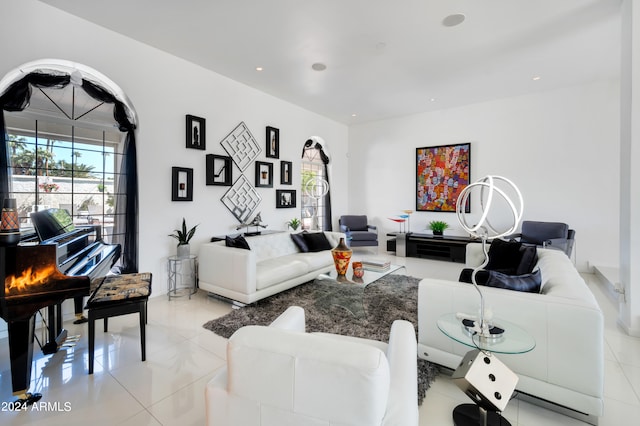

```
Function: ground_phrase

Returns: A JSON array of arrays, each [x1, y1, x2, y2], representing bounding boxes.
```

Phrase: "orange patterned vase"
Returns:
[[331, 237, 352, 276]]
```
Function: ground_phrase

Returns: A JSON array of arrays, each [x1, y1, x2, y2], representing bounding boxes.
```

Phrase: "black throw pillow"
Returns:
[[459, 268, 490, 285], [485, 239, 523, 275], [459, 267, 542, 293], [302, 232, 333, 252], [225, 235, 251, 250], [516, 245, 538, 275], [485, 269, 542, 293], [290, 232, 310, 253]]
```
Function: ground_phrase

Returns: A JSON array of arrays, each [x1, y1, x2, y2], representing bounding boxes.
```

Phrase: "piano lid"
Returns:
[[30, 208, 76, 241]]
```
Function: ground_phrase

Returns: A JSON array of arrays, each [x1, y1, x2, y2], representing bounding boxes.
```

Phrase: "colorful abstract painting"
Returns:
[[416, 143, 471, 212]]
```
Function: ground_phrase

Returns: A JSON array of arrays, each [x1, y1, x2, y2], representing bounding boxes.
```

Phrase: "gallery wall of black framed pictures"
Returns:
[[206, 154, 232, 186], [255, 161, 273, 188], [172, 167, 193, 201], [276, 190, 296, 208], [266, 126, 279, 158], [186, 114, 206, 150]]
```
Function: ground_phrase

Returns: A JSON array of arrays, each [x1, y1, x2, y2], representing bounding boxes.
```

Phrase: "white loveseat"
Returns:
[[418, 243, 604, 423], [198, 231, 344, 304], [205, 306, 418, 426]]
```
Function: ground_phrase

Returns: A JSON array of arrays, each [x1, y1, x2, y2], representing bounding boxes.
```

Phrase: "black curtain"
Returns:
[[82, 80, 138, 272], [301, 139, 333, 231], [0, 73, 70, 218], [0, 72, 138, 272]]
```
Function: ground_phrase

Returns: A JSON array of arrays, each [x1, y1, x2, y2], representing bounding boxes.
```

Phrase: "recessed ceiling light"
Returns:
[[532, 75, 541, 81], [255, 67, 263, 71], [442, 13, 466, 27], [430, 98, 436, 102], [312, 62, 327, 71], [351, 114, 357, 117]]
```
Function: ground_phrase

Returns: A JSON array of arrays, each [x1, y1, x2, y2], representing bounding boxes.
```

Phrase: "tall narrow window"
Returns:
[[300, 137, 332, 231], [300, 156, 325, 230]]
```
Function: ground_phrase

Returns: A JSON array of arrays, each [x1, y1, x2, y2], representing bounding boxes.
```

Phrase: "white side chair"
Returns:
[[205, 306, 418, 426]]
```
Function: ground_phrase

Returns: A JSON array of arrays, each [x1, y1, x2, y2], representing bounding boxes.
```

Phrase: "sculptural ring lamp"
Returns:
[[455, 175, 524, 340]]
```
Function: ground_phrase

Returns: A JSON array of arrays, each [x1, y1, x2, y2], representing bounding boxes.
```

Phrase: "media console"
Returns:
[[386, 233, 478, 263]]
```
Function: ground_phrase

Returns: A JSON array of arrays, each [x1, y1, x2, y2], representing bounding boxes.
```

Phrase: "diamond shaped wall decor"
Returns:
[[221, 174, 262, 223], [220, 122, 261, 171]]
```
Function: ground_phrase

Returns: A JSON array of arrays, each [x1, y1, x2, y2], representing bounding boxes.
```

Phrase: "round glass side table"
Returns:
[[437, 313, 535, 354], [167, 255, 198, 299], [437, 313, 535, 426]]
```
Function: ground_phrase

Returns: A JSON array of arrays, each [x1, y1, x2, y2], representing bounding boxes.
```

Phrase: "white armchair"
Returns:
[[205, 306, 418, 426]]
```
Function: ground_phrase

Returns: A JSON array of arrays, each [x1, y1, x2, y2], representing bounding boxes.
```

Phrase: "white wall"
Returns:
[[618, 0, 640, 336], [1, 0, 348, 297], [348, 80, 620, 272]]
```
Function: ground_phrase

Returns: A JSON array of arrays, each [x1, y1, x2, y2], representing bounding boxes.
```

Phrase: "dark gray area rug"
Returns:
[[202, 274, 438, 404]]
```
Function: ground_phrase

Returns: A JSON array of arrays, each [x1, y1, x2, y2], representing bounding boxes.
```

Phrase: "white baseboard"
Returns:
[[593, 265, 623, 300]]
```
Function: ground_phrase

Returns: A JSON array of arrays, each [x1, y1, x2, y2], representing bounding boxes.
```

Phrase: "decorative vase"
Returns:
[[177, 244, 190, 258], [352, 261, 365, 278], [331, 237, 352, 275]]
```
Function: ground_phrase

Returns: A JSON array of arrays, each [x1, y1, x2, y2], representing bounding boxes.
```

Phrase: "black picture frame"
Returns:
[[255, 161, 273, 188], [280, 161, 292, 185], [266, 126, 279, 158], [416, 142, 471, 212], [276, 190, 296, 208], [186, 114, 206, 150], [172, 167, 193, 201], [206, 154, 232, 186]]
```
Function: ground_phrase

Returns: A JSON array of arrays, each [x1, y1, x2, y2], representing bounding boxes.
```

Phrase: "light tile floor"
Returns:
[[0, 254, 638, 425]]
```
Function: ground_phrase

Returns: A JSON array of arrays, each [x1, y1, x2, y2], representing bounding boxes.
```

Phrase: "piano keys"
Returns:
[[0, 208, 120, 406]]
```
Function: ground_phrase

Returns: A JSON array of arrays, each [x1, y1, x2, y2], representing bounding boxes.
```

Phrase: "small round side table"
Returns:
[[167, 254, 198, 299], [437, 313, 535, 426]]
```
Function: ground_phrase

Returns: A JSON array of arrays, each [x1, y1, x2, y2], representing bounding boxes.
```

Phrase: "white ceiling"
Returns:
[[40, 0, 621, 125]]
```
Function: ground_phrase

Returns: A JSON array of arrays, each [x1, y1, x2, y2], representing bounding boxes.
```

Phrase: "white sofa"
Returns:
[[205, 306, 419, 426], [418, 243, 604, 423], [198, 231, 344, 304]]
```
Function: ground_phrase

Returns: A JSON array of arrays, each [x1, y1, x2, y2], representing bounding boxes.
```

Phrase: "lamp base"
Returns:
[[453, 404, 511, 426], [461, 319, 505, 342]]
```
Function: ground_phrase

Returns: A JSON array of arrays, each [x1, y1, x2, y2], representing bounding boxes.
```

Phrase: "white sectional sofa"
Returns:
[[418, 243, 604, 424], [198, 231, 344, 304]]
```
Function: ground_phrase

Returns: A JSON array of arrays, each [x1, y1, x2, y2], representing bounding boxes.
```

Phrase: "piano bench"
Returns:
[[85, 273, 152, 374]]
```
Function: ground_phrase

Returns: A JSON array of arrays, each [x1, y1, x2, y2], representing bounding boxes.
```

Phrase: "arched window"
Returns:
[[300, 137, 332, 231], [0, 60, 139, 272]]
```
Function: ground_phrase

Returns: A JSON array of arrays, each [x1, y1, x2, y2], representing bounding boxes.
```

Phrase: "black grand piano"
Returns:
[[0, 208, 120, 406]]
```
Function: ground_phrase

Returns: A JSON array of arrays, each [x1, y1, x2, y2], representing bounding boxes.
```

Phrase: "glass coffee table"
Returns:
[[313, 263, 406, 318]]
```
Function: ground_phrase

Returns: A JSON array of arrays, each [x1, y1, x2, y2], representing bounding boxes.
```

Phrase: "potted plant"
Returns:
[[169, 218, 198, 258], [429, 220, 449, 236], [286, 217, 301, 231]]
